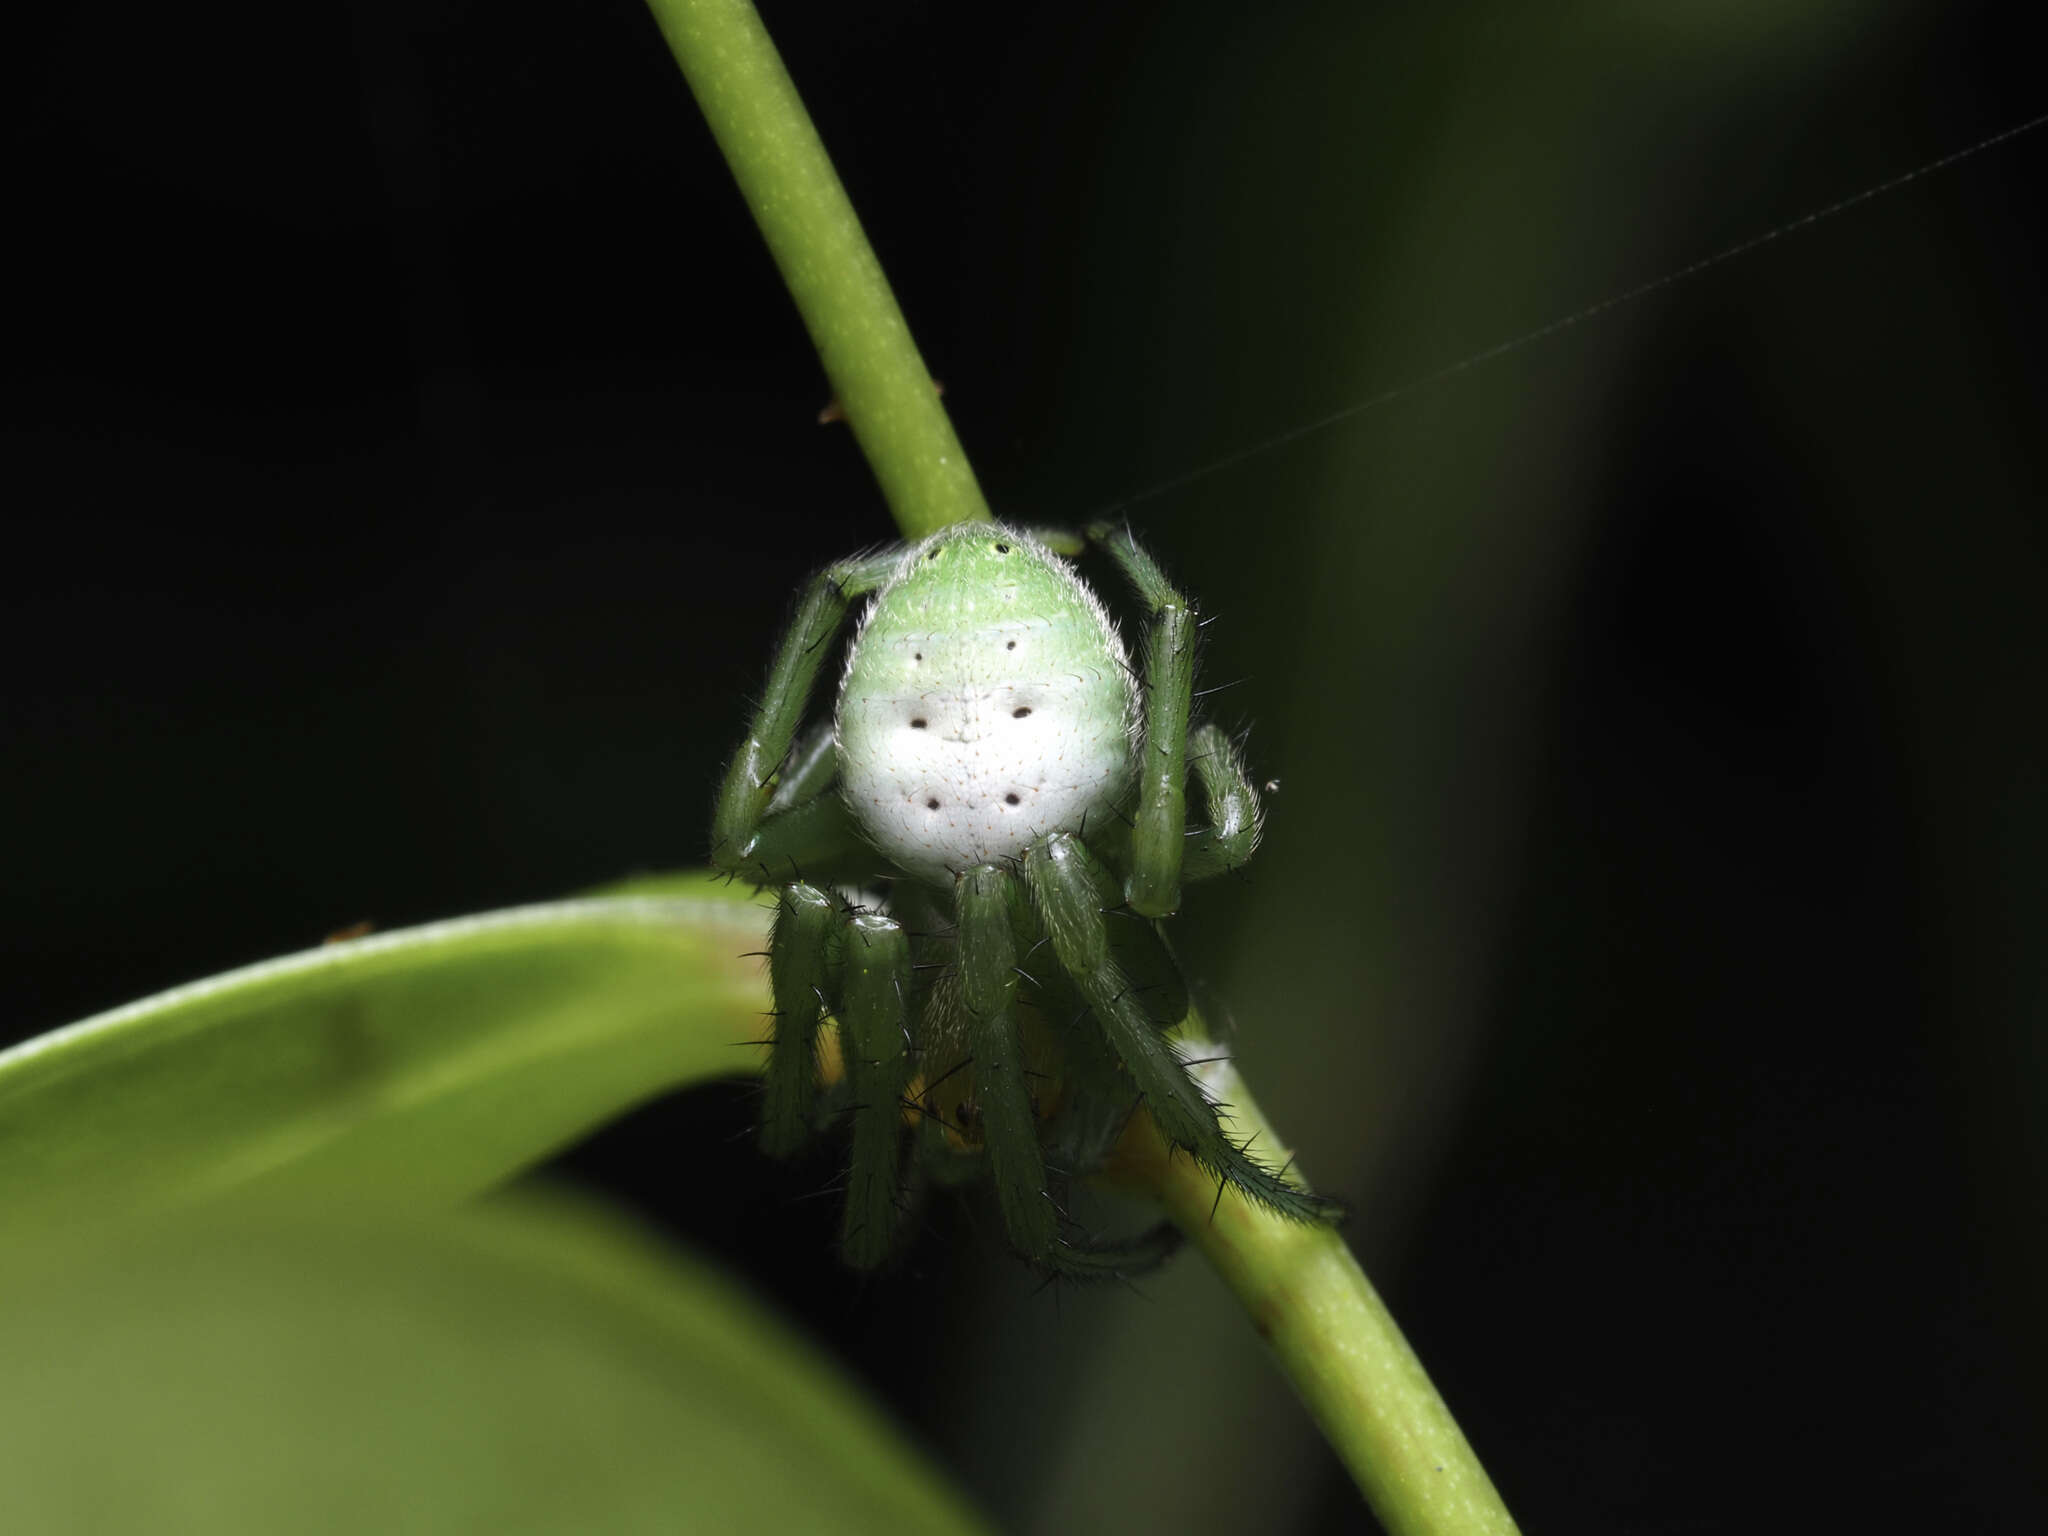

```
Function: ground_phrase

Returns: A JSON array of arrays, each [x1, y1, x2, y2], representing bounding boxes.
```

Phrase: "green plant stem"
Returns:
[[1111, 1043, 1520, 1536], [644, 7, 1516, 1528], [644, 0, 989, 538]]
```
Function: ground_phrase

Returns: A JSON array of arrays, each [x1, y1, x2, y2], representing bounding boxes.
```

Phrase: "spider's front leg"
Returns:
[[1086, 528, 1266, 894], [711, 550, 897, 881], [1087, 524, 1195, 917]]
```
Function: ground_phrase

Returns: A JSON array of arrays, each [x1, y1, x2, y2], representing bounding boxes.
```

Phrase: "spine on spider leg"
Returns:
[[1025, 834, 1336, 1226], [761, 884, 838, 1158], [957, 864, 1057, 1261], [839, 914, 912, 1270]]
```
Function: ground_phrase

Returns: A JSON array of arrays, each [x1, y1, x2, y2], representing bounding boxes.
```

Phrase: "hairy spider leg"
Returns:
[[838, 913, 913, 1269], [763, 883, 840, 1157], [945, 863, 1182, 1278], [977, 879, 1197, 1280], [1087, 523, 1195, 917], [1037, 1223, 1185, 1281], [956, 863, 1058, 1261], [737, 790, 874, 887], [750, 716, 864, 883], [712, 550, 899, 878], [1179, 722, 1264, 882], [1024, 832, 1338, 1226], [765, 719, 841, 816]]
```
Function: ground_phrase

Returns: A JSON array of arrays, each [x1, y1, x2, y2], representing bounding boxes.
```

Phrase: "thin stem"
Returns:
[[1107, 1042, 1520, 1536], [643, 9, 1515, 1527], [643, 0, 990, 539]]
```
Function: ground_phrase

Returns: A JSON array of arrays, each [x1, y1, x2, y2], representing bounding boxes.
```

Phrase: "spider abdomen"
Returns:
[[835, 524, 1136, 885]]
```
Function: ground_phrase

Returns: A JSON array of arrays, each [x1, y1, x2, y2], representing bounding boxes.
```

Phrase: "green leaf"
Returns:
[[0, 882, 769, 1251], [0, 1191, 988, 1534]]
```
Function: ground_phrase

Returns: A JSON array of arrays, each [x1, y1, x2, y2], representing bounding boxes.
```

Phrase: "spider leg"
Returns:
[[1101, 902, 1190, 1030], [1042, 1221, 1185, 1281], [1179, 722, 1264, 883], [1024, 832, 1338, 1226], [1087, 522, 1195, 917], [712, 550, 898, 877], [838, 913, 913, 1270], [957, 863, 1057, 1262], [740, 794, 877, 890], [760, 883, 840, 1158], [765, 719, 840, 816]]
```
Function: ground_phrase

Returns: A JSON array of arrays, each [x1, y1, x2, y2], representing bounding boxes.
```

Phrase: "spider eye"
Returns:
[[1004, 793, 1020, 805], [926, 798, 941, 810], [1012, 707, 1031, 719], [910, 718, 927, 729], [994, 542, 1010, 554]]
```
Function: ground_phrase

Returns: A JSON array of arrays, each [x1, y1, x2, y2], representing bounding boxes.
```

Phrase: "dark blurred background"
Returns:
[[6, 1, 2043, 1531]]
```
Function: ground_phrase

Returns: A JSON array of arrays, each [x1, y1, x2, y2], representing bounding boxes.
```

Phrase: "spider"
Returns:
[[710, 519, 1338, 1275]]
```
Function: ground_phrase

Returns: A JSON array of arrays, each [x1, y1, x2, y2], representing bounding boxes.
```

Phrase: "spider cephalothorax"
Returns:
[[711, 520, 1335, 1274]]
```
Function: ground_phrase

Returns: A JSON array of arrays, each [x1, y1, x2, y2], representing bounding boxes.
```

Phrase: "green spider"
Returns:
[[710, 519, 1337, 1275]]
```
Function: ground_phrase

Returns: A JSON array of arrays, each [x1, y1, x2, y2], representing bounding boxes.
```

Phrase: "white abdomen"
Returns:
[[834, 527, 1137, 886]]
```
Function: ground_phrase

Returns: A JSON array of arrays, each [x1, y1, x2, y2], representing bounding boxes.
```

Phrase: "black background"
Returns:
[[7, 2, 2044, 1531]]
